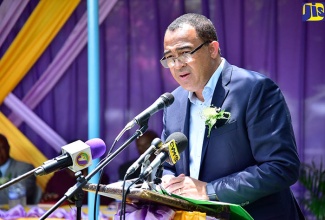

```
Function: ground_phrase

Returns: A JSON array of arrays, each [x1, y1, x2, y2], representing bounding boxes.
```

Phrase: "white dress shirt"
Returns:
[[188, 58, 225, 179]]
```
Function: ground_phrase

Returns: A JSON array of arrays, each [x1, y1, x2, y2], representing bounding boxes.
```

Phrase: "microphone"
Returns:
[[139, 132, 188, 180], [125, 137, 163, 176], [34, 138, 106, 176], [126, 93, 174, 128]]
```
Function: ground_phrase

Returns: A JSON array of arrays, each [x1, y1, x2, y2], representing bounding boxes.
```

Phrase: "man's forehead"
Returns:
[[163, 39, 199, 56], [165, 25, 197, 41], [164, 27, 199, 51]]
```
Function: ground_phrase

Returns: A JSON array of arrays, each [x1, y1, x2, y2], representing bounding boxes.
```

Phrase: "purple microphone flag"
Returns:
[[85, 138, 106, 159]]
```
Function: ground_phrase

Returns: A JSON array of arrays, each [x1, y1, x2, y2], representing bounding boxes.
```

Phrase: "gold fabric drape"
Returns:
[[0, 0, 80, 190], [0, 0, 80, 102]]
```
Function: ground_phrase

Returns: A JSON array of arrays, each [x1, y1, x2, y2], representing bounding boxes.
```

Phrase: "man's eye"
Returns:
[[181, 51, 191, 55]]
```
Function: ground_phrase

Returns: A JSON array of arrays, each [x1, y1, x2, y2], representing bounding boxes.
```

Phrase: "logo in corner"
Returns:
[[76, 152, 90, 166], [302, 3, 324, 21]]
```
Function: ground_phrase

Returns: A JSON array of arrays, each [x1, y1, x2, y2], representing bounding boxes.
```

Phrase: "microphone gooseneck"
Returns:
[[139, 132, 188, 180], [125, 137, 162, 176]]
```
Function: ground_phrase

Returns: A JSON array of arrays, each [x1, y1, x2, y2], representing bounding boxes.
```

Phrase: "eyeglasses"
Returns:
[[160, 41, 210, 68]]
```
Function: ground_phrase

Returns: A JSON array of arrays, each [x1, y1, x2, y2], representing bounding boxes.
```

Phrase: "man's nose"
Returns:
[[173, 59, 186, 69]]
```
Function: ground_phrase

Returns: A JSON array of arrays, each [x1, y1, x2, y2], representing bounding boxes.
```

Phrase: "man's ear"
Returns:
[[209, 41, 220, 58]]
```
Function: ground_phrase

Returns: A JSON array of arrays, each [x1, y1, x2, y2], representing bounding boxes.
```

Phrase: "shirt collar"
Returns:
[[0, 158, 11, 176], [188, 58, 225, 105]]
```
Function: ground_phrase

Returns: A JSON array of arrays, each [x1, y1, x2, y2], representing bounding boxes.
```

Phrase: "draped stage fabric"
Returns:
[[0, 204, 215, 219], [0, 0, 81, 103], [0, 0, 80, 189], [0, 0, 324, 204]]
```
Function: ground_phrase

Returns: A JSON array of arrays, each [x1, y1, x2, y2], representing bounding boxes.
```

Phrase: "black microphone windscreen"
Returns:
[[161, 93, 174, 107]]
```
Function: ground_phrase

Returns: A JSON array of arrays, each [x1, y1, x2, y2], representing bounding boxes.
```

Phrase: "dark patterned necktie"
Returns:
[[0, 170, 2, 178]]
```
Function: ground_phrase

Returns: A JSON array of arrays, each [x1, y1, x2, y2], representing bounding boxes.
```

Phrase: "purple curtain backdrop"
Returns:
[[0, 0, 324, 202]]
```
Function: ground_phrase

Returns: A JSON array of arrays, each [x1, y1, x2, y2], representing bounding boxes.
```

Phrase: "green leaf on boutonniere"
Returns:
[[0, 177, 10, 185], [202, 106, 231, 137]]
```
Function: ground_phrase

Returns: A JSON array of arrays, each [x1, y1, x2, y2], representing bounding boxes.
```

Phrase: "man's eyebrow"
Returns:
[[163, 45, 192, 56]]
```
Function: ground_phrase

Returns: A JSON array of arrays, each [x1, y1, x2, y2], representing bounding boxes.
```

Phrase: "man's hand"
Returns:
[[161, 174, 209, 200]]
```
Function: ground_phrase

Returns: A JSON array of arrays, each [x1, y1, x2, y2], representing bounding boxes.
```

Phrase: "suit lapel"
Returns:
[[174, 90, 191, 176], [182, 99, 191, 176], [199, 62, 232, 174]]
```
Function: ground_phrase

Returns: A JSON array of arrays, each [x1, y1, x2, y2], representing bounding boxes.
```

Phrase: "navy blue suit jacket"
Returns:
[[162, 60, 303, 219]]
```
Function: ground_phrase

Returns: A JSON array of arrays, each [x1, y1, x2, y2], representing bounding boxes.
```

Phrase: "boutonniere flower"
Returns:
[[0, 175, 11, 185], [202, 106, 231, 137]]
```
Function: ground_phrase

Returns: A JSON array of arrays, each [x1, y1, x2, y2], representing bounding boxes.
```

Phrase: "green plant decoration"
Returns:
[[299, 161, 325, 220]]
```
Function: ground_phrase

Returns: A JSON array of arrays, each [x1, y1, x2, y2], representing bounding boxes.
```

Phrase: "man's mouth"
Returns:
[[180, 73, 190, 78]]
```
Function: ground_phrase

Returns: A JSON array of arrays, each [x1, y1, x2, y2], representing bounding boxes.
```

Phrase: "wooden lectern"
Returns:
[[83, 181, 231, 219]]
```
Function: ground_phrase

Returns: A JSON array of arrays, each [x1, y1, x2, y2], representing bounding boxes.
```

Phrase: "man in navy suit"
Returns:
[[160, 13, 304, 219]]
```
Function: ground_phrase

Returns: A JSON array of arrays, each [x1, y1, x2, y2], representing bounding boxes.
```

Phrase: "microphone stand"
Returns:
[[139, 157, 151, 190], [71, 171, 86, 220], [40, 125, 148, 220], [0, 168, 38, 190], [153, 164, 164, 185]]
